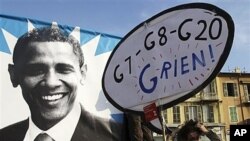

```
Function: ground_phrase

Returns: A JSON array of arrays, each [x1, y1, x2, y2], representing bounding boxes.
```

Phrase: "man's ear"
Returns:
[[80, 64, 87, 85], [8, 64, 19, 87]]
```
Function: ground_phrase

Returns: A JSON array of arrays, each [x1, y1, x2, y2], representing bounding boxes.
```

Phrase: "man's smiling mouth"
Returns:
[[42, 94, 64, 101]]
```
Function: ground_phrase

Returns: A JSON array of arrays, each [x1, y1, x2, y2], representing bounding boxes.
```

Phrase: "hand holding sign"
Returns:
[[102, 3, 234, 117]]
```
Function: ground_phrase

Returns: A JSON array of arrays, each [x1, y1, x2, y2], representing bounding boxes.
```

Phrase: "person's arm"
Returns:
[[197, 123, 221, 141], [205, 130, 221, 141], [126, 113, 143, 141]]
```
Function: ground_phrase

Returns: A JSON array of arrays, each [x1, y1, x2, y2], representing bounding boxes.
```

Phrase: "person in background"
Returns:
[[0, 26, 127, 141], [174, 120, 221, 141], [126, 113, 154, 141]]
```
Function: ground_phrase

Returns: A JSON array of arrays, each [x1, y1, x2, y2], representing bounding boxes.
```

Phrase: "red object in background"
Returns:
[[143, 102, 158, 122]]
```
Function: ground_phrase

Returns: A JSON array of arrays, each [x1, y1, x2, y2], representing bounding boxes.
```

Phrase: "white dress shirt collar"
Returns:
[[23, 103, 81, 141]]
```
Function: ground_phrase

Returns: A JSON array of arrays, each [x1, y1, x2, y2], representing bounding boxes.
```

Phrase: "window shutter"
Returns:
[[223, 83, 228, 96], [184, 106, 189, 121], [243, 85, 248, 95], [233, 83, 238, 96]]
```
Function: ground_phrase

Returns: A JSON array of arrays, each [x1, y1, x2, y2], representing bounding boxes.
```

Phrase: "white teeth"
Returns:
[[42, 94, 63, 101]]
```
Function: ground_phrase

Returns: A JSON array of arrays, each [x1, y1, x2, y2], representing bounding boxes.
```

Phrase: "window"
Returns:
[[223, 83, 238, 97], [204, 80, 216, 93], [202, 105, 214, 122], [184, 106, 201, 121], [173, 106, 180, 123], [243, 84, 250, 101], [163, 110, 168, 123], [229, 106, 238, 122], [208, 106, 215, 122], [203, 81, 217, 99]]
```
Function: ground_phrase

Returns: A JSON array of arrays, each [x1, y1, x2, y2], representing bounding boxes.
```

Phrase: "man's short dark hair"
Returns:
[[13, 26, 84, 67], [177, 120, 202, 140]]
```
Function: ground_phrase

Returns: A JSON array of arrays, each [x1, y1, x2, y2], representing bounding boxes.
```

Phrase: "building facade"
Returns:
[[159, 71, 250, 141]]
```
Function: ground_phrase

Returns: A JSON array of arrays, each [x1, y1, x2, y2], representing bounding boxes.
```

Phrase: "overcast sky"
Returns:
[[1, 0, 250, 72]]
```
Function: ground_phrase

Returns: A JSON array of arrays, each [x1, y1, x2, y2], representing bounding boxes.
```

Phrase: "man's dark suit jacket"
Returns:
[[0, 107, 128, 141]]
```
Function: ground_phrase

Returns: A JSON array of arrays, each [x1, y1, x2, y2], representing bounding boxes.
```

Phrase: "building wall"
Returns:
[[216, 73, 250, 140]]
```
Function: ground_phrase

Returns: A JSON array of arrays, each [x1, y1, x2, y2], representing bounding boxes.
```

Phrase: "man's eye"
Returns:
[[57, 65, 74, 74], [24, 67, 44, 76]]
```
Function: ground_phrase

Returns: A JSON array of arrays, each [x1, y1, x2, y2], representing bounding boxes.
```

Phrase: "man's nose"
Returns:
[[43, 70, 61, 87]]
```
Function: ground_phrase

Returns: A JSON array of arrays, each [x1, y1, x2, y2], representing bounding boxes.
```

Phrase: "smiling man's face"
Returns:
[[13, 41, 84, 129]]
